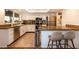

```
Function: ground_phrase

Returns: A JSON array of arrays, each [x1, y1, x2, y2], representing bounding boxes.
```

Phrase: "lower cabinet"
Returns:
[[0, 25, 35, 47], [0, 28, 14, 47], [8, 28, 14, 45], [26, 25, 35, 32], [20, 25, 27, 36], [20, 25, 35, 36]]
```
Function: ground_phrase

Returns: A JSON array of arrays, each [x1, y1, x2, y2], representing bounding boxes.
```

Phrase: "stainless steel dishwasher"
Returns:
[[14, 26, 20, 40]]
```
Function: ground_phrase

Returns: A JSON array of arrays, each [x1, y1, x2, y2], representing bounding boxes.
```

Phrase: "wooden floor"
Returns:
[[8, 32, 75, 49], [9, 33, 35, 48]]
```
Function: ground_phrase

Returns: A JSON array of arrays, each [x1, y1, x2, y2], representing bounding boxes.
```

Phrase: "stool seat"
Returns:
[[51, 32, 63, 40], [47, 32, 63, 48], [64, 31, 75, 40], [63, 31, 75, 48]]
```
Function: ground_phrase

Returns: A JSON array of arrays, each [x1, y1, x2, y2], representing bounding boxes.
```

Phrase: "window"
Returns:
[[5, 16, 10, 23]]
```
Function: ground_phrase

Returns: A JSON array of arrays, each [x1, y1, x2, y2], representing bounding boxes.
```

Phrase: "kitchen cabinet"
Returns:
[[0, 24, 35, 47], [26, 25, 35, 32], [20, 25, 27, 36], [49, 16, 56, 26], [19, 24, 35, 36], [0, 28, 14, 47], [14, 26, 20, 40], [8, 28, 14, 45], [19, 25, 35, 36]]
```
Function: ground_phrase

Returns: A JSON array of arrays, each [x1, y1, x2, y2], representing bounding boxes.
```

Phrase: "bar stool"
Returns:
[[47, 32, 63, 48], [63, 31, 75, 48]]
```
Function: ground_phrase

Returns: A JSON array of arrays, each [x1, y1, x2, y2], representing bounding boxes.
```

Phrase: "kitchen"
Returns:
[[0, 9, 79, 49]]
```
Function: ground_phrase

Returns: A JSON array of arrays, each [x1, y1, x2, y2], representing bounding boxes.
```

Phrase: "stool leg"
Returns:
[[47, 39, 51, 48], [59, 40, 62, 48], [51, 40, 53, 48], [66, 40, 68, 48], [56, 41, 59, 48], [64, 40, 66, 48], [70, 39, 75, 48], [64, 40, 68, 48]]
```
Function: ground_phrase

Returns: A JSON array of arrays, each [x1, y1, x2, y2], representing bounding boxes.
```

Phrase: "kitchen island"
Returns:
[[0, 24, 14, 47], [40, 26, 79, 48], [0, 24, 26, 48], [0, 23, 35, 48]]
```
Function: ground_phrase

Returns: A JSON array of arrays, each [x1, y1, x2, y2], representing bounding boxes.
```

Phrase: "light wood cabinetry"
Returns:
[[49, 16, 56, 22], [49, 16, 56, 26]]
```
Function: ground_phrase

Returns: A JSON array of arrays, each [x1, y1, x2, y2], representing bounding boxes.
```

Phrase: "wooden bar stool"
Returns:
[[63, 31, 75, 49], [47, 32, 63, 49]]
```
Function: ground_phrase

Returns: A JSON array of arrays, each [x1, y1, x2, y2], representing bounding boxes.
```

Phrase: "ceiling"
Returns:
[[10, 9, 63, 14], [48, 9, 63, 13]]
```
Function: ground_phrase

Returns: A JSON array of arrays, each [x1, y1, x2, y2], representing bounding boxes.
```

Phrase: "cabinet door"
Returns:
[[49, 16, 56, 26], [30, 25, 35, 32], [20, 25, 27, 36], [27, 25, 35, 32], [8, 28, 14, 45], [49, 16, 56, 22], [20, 26, 23, 36], [24, 25, 27, 33]]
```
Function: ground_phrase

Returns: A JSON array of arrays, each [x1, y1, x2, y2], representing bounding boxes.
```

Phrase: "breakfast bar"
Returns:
[[40, 26, 79, 48]]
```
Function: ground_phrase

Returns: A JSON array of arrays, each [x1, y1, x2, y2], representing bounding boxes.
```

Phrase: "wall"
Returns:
[[21, 13, 56, 20], [0, 9, 5, 24], [62, 9, 79, 26]]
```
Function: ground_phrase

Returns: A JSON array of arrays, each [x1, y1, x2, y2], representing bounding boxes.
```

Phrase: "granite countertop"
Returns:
[[40, 26, 79, 31], [0, 24, 25, 29], [0, 23, 36, 29]]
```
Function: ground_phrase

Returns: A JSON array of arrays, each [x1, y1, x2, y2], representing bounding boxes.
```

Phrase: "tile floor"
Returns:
[[9, 33, 35, 48]]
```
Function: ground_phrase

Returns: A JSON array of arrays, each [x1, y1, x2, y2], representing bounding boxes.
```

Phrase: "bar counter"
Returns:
[[40, 25, 79, 48], [40, 26, 79, 31], [0, 24, 25, 29]]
